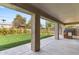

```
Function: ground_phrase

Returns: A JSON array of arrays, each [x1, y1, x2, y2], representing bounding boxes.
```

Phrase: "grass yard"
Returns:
[[0, 33, 31, 51], [0, 33, 53, 51], [0, 34, 31, 45]]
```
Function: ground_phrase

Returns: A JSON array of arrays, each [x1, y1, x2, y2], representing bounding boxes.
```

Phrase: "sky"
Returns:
[[0, 6, 46, 27]]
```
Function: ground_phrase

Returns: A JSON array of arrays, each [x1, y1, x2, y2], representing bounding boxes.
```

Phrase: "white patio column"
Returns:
[[55, 22, 59, 40], [31, 13, 40, 52]]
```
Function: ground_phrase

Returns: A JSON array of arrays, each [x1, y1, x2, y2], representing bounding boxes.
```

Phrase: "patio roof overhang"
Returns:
[[12, 3, 64, 24], [31, 3, 79, 25], [12, 3, 79, 25]]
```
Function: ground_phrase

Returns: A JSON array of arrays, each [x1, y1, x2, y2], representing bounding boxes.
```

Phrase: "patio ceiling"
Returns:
[[32, 3, 79, 24]]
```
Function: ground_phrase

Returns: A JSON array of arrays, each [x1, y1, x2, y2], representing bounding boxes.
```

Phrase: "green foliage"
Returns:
[[45, 21, 53, 35], [26, 19, 32, 29], [12, 14, 26, 28]]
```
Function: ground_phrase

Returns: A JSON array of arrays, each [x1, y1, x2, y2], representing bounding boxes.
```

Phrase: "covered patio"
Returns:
[[0, 3, 79, 55]]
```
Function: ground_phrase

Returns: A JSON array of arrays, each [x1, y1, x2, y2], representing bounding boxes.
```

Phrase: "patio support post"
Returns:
[[55, 22, 59, 40], [31, 13, 40, 52]]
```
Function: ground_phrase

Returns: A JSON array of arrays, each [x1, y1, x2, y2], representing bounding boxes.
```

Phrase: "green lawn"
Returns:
[[0, 33, 53, 51], [0, 34, 31, 45]]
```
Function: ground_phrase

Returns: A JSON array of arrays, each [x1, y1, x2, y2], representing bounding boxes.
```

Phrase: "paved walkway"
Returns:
[[0, 36, 79, 55]]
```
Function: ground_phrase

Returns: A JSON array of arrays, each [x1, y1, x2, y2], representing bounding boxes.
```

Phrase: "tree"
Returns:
[[27, 19, 44, 29], [12, 14, 26, 28], [26, 19, 32, 29], [1, 19, 7, 35], [2, 19, 6, 23], [1, 19, 6, 28], [12, 14, 26, 33], [46, 21, 53, 35]]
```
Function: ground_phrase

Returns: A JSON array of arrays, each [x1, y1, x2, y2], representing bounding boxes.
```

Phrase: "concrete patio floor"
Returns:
[[0, 36, 79, 55]]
